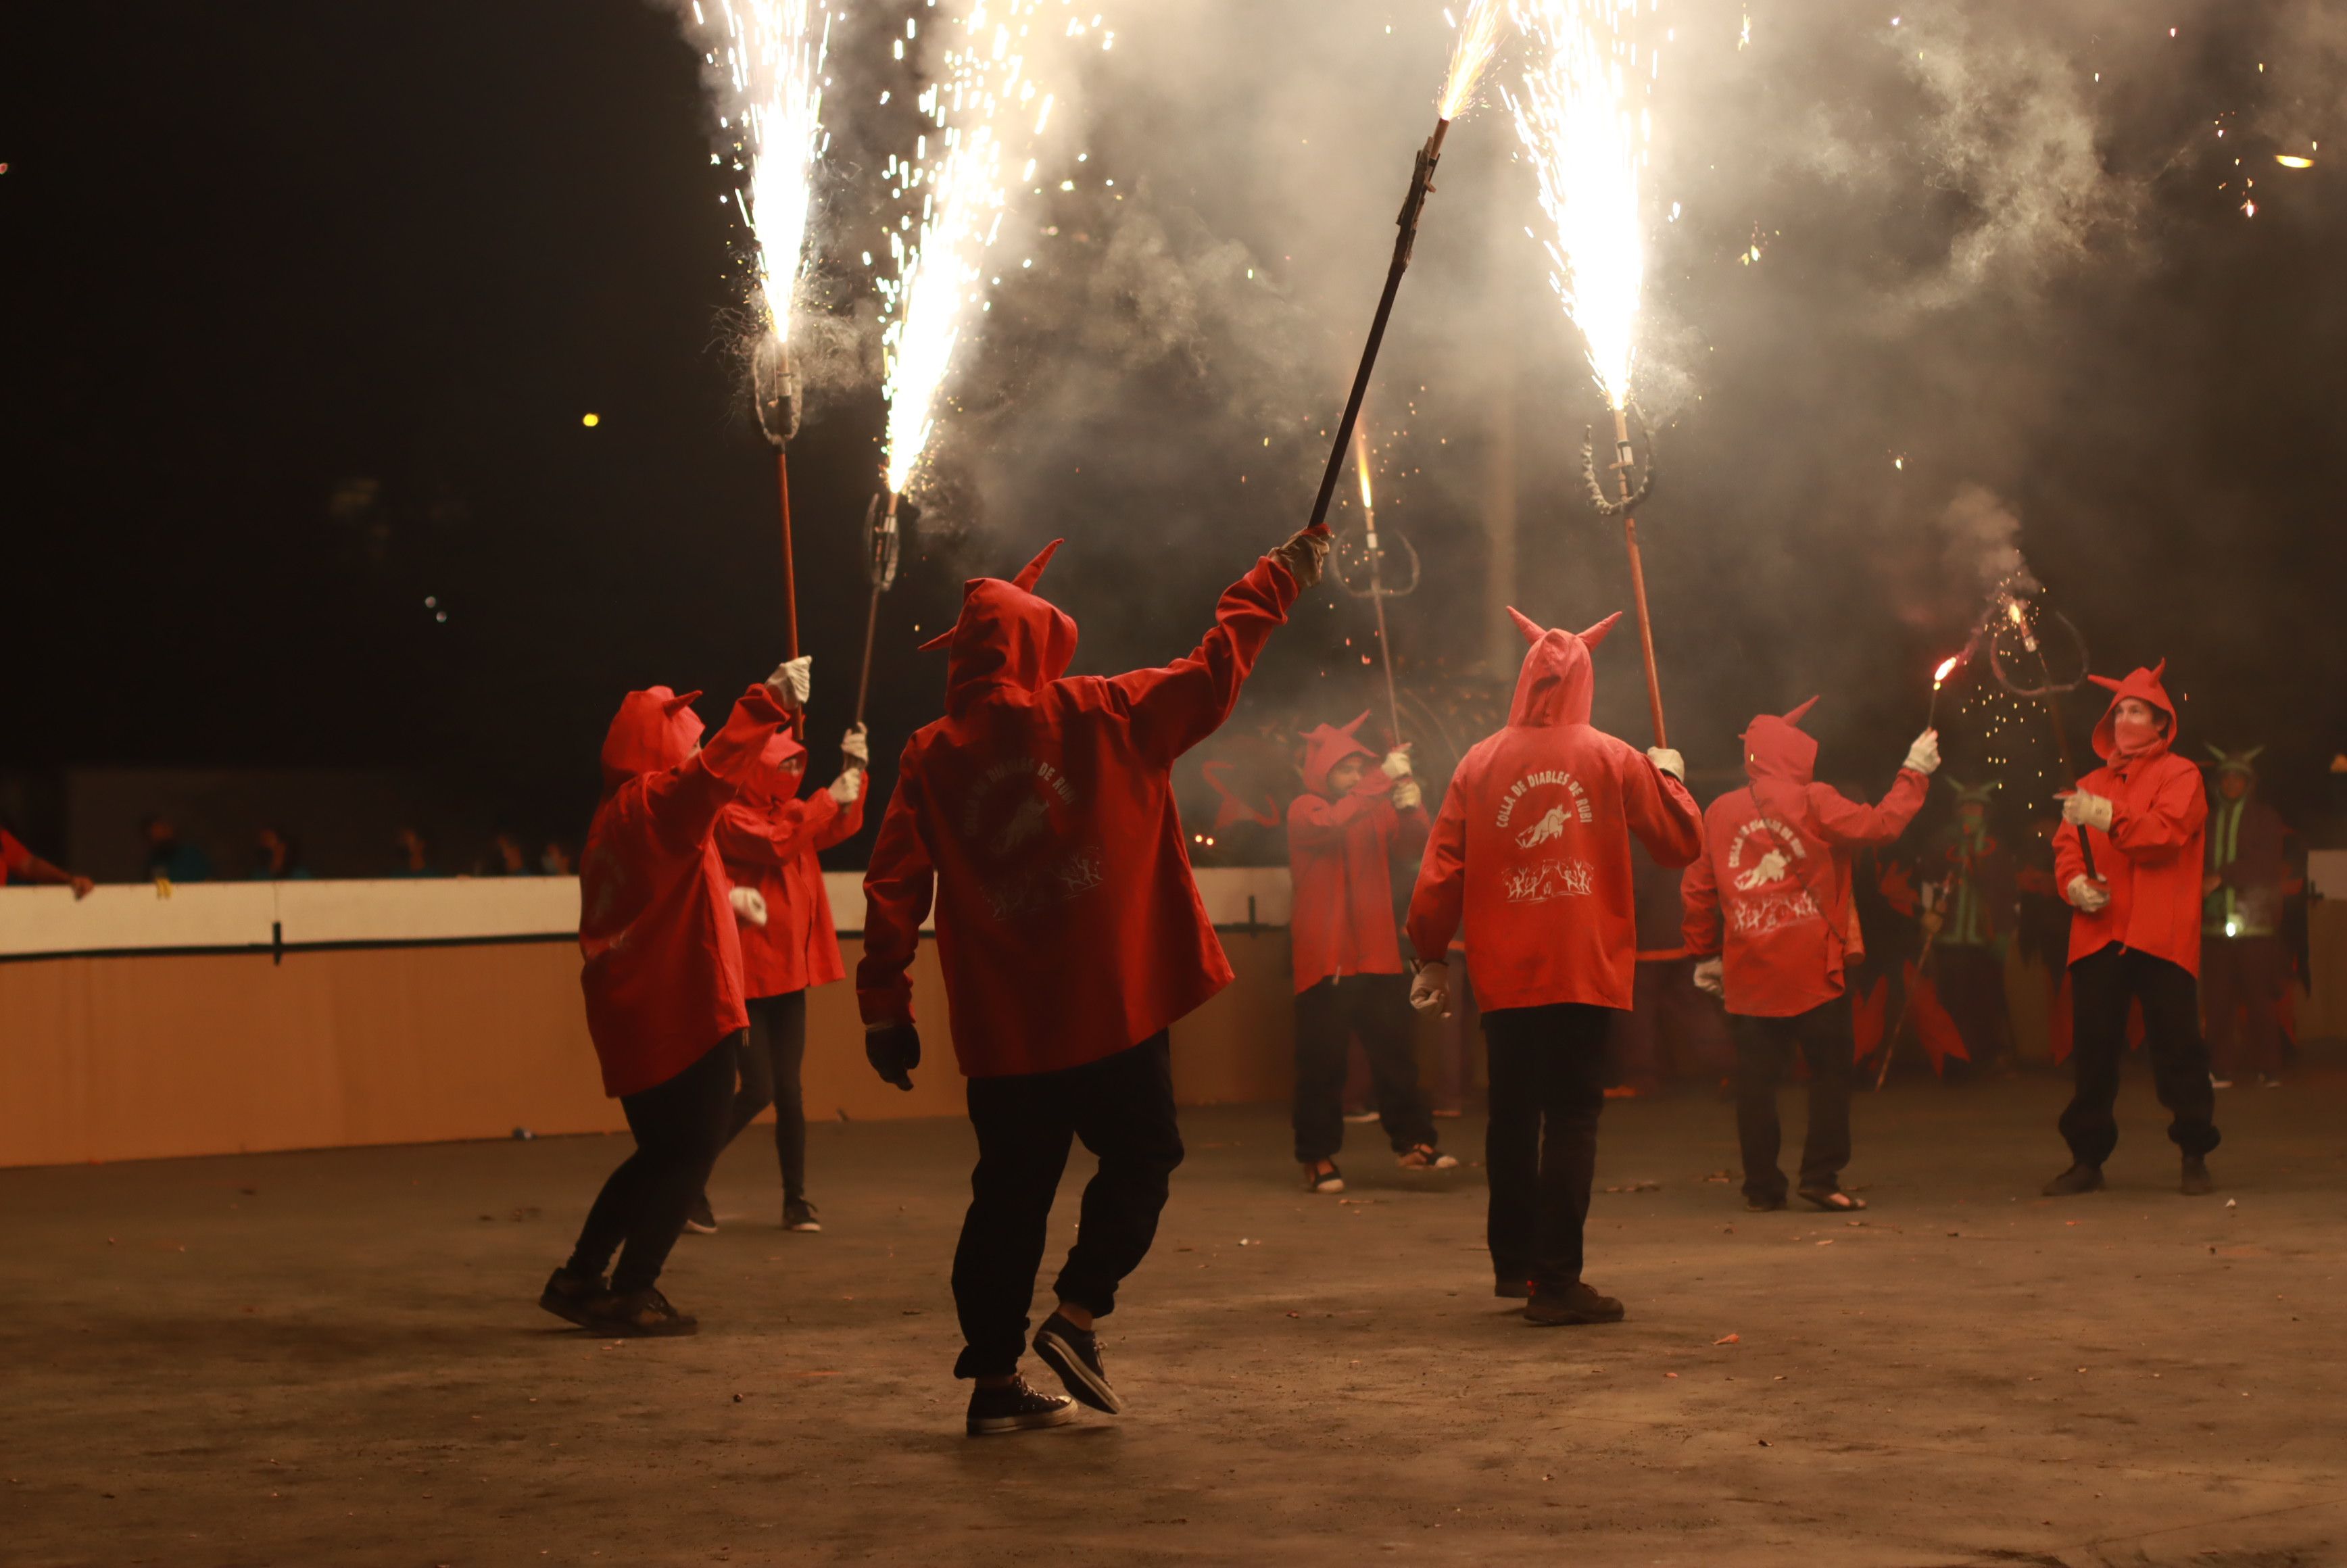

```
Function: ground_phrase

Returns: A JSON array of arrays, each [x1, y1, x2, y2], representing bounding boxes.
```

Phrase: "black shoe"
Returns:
[[1745, 1194, 1787, 1212], [684, 1195, 718, 1235], [965, 1376, 1076, 1436], [2041, 1162, 2105, 1198], [538, 1266, 606, 1328], [1524, 1280, 1626, 1326], [783, 1198, 822, 1233], [585, 1286, 698, 1338], [1033, 1312, 1122, 1414], [1493, 1278, 1531, 1300], [2181, 1156, 2215, 1196]]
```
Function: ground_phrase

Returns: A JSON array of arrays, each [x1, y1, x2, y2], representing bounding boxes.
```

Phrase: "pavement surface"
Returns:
[[7, 1057, 2346, 1567]]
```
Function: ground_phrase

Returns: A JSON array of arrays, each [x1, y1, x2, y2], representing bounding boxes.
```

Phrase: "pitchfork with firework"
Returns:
[[1303, 0, 1509, 539], [1509, 0, 1670, 745], [1331, 420, 1422, 747]]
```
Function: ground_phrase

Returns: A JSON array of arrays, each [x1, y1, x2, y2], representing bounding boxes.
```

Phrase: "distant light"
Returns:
[[2276, 154, 2314, 169], [2225, 918, 2240, 938], [581, 412, 601, 428]]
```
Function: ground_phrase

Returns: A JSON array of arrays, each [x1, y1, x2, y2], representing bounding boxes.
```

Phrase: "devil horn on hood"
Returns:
[[1782, 695, 1820, 727], [1506, 606, 1547, 647], [1012, 539, 1065, 591], [918, 626, 954, 652], [1340, 710, 1372, 737], [1578, 612, 1624, 648], [2087, 673, 2122, 692], [662, 690, 704, 716]]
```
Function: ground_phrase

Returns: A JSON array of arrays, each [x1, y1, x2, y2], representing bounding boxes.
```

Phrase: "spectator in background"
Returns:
[[481, 831, 531, 876], [541, 839, 576, 876], [2, 827, 96, 897], [390, 826, 445, 878], [141, 816, 213, 883], [2201, 745, 2295, 1089], [247, 827, 313, 881]]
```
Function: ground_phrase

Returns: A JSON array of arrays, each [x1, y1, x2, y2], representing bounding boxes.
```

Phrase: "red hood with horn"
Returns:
[[2056, 658, 2208, 975], [579, 681, 792, 1097], [1299, 710, 1377, 795], [858, 542, 1302, 1077], [1287, 710, 1423, 993], [717, 726, 863, 1000], [1404, 607, 1701, 1012], [1680, 695, 1929, 1017]]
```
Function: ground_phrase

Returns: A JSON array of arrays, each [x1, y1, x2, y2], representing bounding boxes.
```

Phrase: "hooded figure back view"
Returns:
[[855, 528, 1320, 1427], [1404, 608, 1700, 1321]]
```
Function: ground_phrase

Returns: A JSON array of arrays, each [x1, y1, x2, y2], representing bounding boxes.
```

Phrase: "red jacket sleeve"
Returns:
[[1107, 553, 1298, 768], [715, 791, 838, 871], [1623, 754, 1703, 869], [855, 757, 935, 1028], [2109, 764, 2206, 863], [1286, 790, 1375, 849], [1403, 773, 1471, 962], [0, 830, 30, 878], [1808, 768, 1928, 850], [1680, 823, 1723, 959], [634, 683, 792, 856], [813, 783, 866, 851], [2053, 820, 2091, 891]]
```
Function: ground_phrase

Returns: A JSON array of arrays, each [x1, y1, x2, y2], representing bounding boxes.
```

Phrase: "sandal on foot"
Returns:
[[1797, 1187, 1866, 1212], [1397, 1144, 1459, 1171]]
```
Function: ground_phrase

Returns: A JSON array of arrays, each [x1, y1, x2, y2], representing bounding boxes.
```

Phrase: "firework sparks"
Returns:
[[1354, 424, 1376, 518], [707, 0, 833, 341], [1437, 0, 1512, 120], [1507, 0, 1657, 411], [1933, 656, 1960, 686]]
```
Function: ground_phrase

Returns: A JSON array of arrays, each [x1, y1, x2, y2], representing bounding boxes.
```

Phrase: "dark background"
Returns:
[[4, 1, 2342, 875]]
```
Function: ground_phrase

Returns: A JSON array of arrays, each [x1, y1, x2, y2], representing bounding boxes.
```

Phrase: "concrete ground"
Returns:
[[7, 1057, 2346, 1568]]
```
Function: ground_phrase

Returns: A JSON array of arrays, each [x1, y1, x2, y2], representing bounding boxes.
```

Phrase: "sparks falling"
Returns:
[[1438, 0, 1512, 120], [1354, 424, 1376, 517], [879, 0, 1105, 498], [1508, 0, 1657, 410], [709, 0, 833, 341]]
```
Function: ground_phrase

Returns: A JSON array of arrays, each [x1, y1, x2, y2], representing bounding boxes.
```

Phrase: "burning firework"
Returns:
[[1303, 0, 1511, 536]]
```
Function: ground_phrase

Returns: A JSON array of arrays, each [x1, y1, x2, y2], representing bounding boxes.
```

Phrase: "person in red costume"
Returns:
[[1405, 608, 1700, 1326], [0, 828, 95, 897], [857, 526, 1328, 1436], [2041, 662, 2219, 1198], [1287, 710, 1453, 1194], [683, 721, 870, 1237], [539, 656, 806, 1338], [1682, 700, 1937, 1215]]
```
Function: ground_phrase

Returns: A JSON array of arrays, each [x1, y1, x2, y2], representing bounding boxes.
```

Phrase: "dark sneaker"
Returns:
[[1341, 1108, 1380, 1124], [783, 1198, 822, 1233], [1304, 1160, 1345, 1195], [1397, 1144, 1459, 1171], [585, 1287, 698, 1338], [1493, 1277, 1531, 1300], [684, 1195, 718, 1235], [2041, 1163, 2106, 1198], [538, 1266, 606, 1328], [965, 1376, 1076, 1436], [2181, 1156, 2216, 1196], [1524, 1280, 1626, 1326], [1033, 1312, 1122, 1415]]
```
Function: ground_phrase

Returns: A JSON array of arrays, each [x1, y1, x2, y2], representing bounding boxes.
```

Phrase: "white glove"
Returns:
[[841, 723, 869, 767], [2064, 875, 2110, 913], [1391, 779, 1423, 812], [728, 886, 769, 927], [828, 768, 863, 806], [1647, 746, 1685, 783], [767, 655, 812, 710], [2060, 789, 2113, 833], [1904, 729, 1941, 777], [1380, 745, 1413, 780], [1693, 957, 1724, 998], [1409, 961, 1450, 1015]]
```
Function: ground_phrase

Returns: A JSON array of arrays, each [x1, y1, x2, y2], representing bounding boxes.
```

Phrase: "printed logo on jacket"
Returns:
[[1495, 769, 1598, 904], [960, 755, 1105, 921], [1725, 816, 1820, 934]]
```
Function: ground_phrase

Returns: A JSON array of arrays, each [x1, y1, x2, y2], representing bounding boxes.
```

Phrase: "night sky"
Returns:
[[5, 1, 2344, 868]]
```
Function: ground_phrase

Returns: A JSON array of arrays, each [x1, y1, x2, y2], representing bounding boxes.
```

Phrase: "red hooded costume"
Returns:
[[857, 541, 1301, 1077], [1286, 710, 1428, 992], [1681, 698, 1929, 1018], [716, 729, 866, 999], [579, 683, 793, 1098], [1405, 610, 1701, 1012], [2055, 662, 2206, 976]]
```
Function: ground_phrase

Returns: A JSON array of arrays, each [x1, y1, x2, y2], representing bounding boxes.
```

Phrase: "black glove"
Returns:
[[865, 1023, 920, 1092]]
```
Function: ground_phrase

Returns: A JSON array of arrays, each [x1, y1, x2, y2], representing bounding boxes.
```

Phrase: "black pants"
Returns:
[[1292, 974, 1436, 1164], [1482, 1003, 1612, 1292], [1935, 944, 2011, 1070], [952, 1033, 1184, 1379], [2202, 935, 2288, 1081], [717, 990, 810, 1201], [568, 1033, 740, 1294], [1730, 996, 1854, 1203], [2060, 946, 2220, 1164]]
